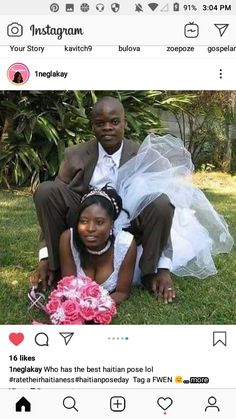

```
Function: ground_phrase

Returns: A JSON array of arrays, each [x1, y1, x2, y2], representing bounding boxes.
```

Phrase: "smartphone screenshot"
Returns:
[[0, 0, 235, 417]]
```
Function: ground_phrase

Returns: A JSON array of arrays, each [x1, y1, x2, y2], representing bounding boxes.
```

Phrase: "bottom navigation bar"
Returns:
[[2, 389, 235, 418]]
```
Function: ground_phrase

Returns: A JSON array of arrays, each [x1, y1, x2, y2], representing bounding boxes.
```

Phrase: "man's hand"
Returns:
[[30, 259, 53, 291], [143, 269, 176, 303]]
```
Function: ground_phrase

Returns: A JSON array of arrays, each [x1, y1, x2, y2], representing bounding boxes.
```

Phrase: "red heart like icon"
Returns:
[[9, 333, 24, 346]]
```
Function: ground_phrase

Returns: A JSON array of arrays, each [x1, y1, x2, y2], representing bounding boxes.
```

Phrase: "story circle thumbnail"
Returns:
[[7, 63, 30, 85]]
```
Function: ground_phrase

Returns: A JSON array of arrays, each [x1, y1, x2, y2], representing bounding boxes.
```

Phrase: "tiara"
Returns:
[[81, 189, 119, 215]]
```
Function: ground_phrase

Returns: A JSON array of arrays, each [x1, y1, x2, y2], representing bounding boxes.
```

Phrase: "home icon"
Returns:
[[16, 397, 31, 412]]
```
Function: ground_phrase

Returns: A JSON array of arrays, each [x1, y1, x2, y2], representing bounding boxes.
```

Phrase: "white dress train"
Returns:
[[114, 134, 234, 279]]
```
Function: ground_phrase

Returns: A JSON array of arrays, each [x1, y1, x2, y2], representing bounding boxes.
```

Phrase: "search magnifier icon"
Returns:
[[63, 396, 78, 412]]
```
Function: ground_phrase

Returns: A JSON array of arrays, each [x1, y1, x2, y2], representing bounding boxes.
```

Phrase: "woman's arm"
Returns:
[[59, 229, 77, 277], [110, 238, 137, 305]]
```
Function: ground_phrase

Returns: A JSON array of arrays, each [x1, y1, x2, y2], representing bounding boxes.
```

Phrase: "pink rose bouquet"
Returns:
[[45, 275, 117, 325]]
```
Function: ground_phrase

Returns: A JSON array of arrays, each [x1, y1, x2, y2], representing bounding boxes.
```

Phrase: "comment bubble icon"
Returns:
[[35, 332, 49, 347]]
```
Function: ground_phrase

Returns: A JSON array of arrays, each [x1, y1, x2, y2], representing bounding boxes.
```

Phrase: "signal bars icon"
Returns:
[[148, 3, 158, 11]]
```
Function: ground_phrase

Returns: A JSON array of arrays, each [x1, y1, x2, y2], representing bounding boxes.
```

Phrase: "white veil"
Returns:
[[115, 134, 234, 278]]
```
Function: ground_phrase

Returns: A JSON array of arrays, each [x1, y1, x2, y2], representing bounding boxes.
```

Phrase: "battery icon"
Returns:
[[173, 2, 179, 11]]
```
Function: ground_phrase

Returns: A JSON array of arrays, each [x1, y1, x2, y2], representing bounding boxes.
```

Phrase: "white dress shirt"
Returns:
[[39, 141, 172, 271], [90, 142, 123, 188]]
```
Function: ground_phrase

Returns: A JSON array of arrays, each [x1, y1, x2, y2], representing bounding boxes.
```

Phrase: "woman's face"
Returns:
[[77, 203, 113, 251]]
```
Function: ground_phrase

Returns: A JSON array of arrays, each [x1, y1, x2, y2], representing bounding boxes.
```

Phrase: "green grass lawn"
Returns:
[[0, 172, 235, 325]]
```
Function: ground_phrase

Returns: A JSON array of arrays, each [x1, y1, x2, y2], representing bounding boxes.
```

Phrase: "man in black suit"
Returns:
[[31, 96, 175, 303]]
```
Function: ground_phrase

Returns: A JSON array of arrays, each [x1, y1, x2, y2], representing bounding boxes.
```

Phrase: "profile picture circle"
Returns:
[[7, 63, 30, 85]]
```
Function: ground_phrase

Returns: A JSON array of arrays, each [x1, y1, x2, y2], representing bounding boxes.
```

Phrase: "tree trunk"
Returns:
[[222, 92, 236, 172]]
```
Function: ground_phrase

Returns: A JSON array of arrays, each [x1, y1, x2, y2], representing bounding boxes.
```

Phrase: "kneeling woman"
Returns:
[[59, 187, 137, 305]]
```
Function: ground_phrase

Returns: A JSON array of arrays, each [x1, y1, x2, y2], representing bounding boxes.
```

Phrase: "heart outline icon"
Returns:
[[157, 397, 173, 411], [9, 333, 24, 346]]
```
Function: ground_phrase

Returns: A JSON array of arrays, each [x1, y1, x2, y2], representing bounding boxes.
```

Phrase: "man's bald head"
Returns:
[[91, 96, 125, 121]]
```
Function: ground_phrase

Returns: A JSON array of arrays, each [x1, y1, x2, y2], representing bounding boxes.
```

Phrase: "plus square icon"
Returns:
[[110, 396, 126, 412]]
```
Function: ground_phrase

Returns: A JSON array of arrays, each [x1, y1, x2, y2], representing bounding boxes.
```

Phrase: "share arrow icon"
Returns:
[[59, 332, 74, 346], [214, 24, 229, 37]]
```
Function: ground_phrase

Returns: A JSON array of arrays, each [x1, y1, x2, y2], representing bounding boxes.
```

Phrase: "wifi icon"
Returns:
[[148, 2, 158, 11]]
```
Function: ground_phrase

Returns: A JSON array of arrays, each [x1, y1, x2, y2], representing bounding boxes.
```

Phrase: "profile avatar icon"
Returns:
[[7, 63, 30, 85], [12, 71, 23, 84], [205, 396, 220, 412]]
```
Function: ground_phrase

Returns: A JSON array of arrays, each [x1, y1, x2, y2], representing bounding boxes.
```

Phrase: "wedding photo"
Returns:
[[0, 90, 235, 325]]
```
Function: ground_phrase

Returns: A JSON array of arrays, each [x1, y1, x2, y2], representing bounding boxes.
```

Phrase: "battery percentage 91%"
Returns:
[[183, 4, 198, 11]]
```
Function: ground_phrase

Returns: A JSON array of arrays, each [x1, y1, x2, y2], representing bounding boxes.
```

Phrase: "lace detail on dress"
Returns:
[[69, 229, 134, 292]]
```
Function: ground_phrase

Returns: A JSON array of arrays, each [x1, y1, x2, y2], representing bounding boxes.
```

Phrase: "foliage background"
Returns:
[[1, 90, 235, 189]]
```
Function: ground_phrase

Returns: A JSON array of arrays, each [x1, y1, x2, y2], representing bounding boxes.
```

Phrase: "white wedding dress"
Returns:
[[114, 134, 234, 279], [70, 228, 141, 292]]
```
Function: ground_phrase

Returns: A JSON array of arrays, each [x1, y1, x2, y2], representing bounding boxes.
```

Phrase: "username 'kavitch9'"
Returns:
[[30, 25, 84, 40]]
